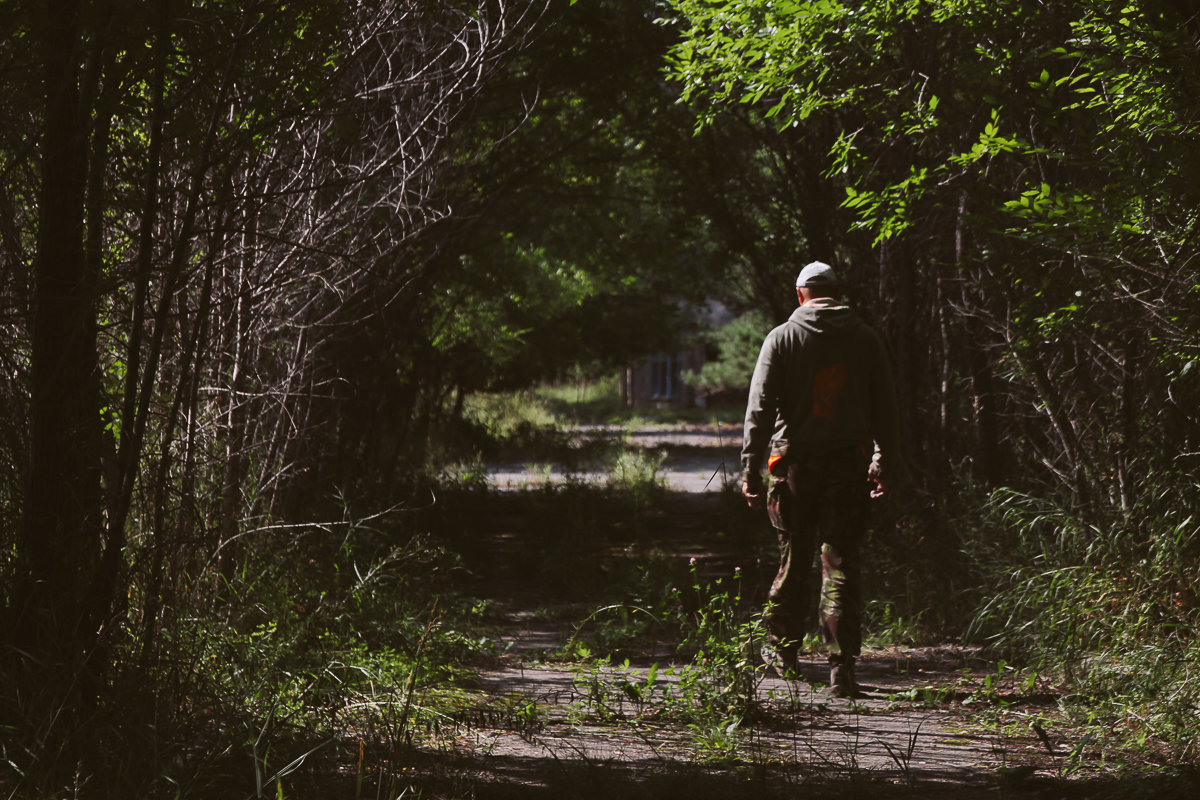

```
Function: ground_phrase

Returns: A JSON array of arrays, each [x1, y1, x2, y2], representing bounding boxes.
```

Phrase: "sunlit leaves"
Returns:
[[667, 0, 1200, 259]]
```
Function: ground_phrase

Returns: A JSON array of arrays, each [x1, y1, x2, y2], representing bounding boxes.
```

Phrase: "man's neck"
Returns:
[[802, 296, 841, 308]]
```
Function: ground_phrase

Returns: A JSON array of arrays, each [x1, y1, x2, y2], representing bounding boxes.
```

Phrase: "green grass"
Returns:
[[462, 374, 742, 439], [963, 481, 1200, 763], [532, 373, 627, 423]]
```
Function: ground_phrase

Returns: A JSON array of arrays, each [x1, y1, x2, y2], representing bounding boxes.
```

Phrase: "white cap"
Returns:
[[795, 261, 839, 287]]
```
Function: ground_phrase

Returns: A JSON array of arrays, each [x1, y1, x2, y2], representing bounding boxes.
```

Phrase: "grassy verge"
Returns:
[[461, 375, 742, 436], [963, 482, 1200, 765]]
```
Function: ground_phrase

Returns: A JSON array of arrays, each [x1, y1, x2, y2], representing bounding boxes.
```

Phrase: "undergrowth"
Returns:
[[965, 477, 1200, 762], [1, 505, 508, 799], [563, 558, 768, 762]]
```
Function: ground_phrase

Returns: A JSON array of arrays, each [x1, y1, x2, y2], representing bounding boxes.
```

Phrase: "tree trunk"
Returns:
[[8, 4, 104, 776], [14, 0, 101, 647]]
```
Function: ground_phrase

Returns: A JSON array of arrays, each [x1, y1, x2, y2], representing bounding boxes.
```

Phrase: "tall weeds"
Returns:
[[965, 477, 1200, 759], [0, 507, 495, 798]]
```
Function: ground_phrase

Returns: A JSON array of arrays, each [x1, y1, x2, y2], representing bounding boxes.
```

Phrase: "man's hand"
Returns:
[[867, 463, 888, 499], [742, 479, 764, 508]]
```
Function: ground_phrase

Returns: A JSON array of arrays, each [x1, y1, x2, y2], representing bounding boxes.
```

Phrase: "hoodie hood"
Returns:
[[787, 298, 862, 336]]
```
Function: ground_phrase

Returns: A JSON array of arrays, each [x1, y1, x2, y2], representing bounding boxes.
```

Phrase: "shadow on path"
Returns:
[[430, 425, 1180, 797]]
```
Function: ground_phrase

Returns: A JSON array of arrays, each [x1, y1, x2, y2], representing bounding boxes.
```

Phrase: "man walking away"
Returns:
[[740, 261, 901, 698]]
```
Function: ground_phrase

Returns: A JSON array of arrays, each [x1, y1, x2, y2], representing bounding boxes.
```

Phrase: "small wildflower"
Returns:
[[689, 557, 697, 565]]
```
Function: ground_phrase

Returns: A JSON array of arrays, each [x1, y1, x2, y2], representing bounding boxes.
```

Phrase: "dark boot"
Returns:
[[830, 656, 858, 698], [762, 639, 800, 679]]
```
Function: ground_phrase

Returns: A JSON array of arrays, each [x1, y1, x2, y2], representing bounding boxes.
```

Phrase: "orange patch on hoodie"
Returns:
[[812, 364, 848, 418]]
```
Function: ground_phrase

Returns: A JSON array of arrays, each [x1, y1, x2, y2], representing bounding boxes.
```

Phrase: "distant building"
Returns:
[[618, 300, 734, 410], [619, 345, 706, 410]]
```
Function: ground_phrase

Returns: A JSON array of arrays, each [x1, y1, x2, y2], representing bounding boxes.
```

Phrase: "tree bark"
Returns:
[[12, 0, 103, 661]]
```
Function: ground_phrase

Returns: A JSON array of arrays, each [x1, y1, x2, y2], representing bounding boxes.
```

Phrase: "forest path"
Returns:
[[442, 426, 1090, 798], [484, 421, 743, 493]]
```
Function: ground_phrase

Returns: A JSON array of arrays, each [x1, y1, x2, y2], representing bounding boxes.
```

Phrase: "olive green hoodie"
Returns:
[[740, 298, 900, 484]]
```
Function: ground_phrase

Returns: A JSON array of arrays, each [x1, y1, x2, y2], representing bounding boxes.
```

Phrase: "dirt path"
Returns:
[[460, 621, 1061, 798], [444, 426, 1113, 798], [485, 422, 743, 493]]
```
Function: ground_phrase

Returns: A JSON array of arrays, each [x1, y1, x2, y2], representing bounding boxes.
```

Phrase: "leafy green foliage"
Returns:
[[666, 561, 762, 718], [684, 310, 769, 396]]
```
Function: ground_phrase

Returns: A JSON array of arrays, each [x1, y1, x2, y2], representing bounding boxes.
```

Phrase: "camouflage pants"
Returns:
[[765, 450, 868, 663]]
